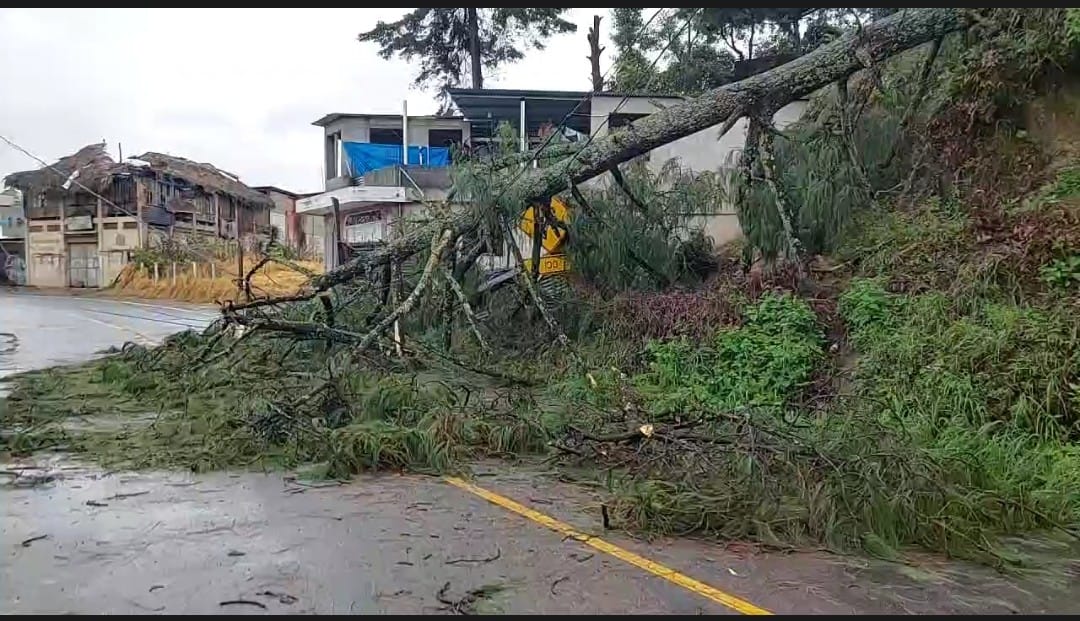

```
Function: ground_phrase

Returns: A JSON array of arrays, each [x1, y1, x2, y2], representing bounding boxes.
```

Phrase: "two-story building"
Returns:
[[296, 110, 467, 269], [4, 143, 273, 288]]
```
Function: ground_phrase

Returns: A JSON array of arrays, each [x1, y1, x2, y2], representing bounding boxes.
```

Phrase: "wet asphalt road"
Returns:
[[0, 289, 217, 381], [0, 289, 1075, 615]]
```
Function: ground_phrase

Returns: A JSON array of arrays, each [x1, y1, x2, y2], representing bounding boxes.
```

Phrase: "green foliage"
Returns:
[[608, 404, 1080, 565], [634, 293, 822, 417], [1039, 255, 1080, 289], [0, 318, 559, 475], [1048, 167, 1080, 199], [1069, 9, 1080, 45], [358, 8, 576, 103], [944, 9, 1080, 124], [566, 161, 721, 292], [608, 8, 663, 92], [841, 278, 1080, 439], [837, 277, 895, 339], [609, 8, 881, 95], [734, 106, 909, 263]]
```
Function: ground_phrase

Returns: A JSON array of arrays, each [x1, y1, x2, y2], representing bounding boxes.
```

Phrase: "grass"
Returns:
[[593, 281, 1080, 567], [109, 259, 323, 304]]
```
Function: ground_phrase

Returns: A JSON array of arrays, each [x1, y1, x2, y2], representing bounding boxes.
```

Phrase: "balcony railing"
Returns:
[[363, 165, 451, 191]]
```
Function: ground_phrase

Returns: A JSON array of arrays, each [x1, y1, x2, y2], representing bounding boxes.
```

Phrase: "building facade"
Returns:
[[4, 143, 272, 288], [0, 187, 26, 285], [252, 186, 324, 259], [298, 113, 468, 270]]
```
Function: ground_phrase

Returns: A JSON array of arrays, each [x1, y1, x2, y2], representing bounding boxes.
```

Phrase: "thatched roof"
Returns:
[[3, 142, 119, 195], [132, 152, 271, 208], [4, 143, 271, 209]]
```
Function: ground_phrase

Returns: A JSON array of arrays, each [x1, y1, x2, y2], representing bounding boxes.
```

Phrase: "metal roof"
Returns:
[[445, 88, 594, 139], [312, 112, 465, 127]]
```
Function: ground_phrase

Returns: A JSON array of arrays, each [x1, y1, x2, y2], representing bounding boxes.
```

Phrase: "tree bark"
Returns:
[[304, 8, 969, 295], [587, 15, 605, 92], [467, 8, 483, 89]]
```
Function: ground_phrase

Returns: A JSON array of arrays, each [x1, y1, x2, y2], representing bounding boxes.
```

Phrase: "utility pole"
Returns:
[[236, 203, 245, 297]]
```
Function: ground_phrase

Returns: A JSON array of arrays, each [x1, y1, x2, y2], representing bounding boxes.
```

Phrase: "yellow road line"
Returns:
[[443, 476, 772, 616]]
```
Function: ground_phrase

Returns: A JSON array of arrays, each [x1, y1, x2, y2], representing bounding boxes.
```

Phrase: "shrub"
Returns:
[[634, 293, 822, 418]]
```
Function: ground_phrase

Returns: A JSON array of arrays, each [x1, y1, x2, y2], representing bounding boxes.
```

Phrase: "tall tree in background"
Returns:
[[608, 8, 661, 92], [609, 8, 734, 95], [359, 8, 576, 102], [608, 8, 899, 95]]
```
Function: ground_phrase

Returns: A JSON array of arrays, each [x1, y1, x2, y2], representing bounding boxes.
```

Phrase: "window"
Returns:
[[369, 128, 403, 145], [343, 211, 382, 244], [428, 129, 464, 150]]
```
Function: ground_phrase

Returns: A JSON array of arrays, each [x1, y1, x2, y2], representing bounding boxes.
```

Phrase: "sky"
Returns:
[[0, 8, 613, 195]]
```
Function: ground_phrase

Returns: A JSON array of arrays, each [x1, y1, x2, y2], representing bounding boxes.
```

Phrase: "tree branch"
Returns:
[[755, 117, 808, 281], [357, 228, 453, 352], [882, 37, 942, 170], [440, 265, 490, 355]]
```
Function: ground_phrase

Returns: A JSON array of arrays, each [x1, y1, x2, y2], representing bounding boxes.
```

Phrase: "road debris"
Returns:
[[550, 576, 569, 594], [436, 581, 507, 615], [107, 490, 149, 500], [20, 534, 48, 547], [85, 500, 109, 507], [227, 550, 246, 557], [256, 590, 298, 605], [219, 599, 267, 609], [446, 546, 501, 565]]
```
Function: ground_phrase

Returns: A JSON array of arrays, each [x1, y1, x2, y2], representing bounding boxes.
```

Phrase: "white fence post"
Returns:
[[153, 263, 159, 281], [171, 262, 177, 285], [192, 261, 198, 278]]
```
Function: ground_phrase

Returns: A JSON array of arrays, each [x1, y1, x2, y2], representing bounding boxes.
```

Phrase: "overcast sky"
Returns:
[[0, 8, 613, 194]]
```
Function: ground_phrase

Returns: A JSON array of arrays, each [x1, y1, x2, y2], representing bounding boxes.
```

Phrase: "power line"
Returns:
[[478, 8, 670, 210], [557, 8, 703, 179]]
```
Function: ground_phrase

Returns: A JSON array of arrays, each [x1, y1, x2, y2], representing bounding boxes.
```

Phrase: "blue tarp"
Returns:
[[342, 142, 451, 176]]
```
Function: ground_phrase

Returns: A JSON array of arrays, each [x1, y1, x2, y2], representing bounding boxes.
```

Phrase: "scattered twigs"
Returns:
[[445, 546, 501, 565], [881, 37, 943, 170], [240, 255, 271, 302], [219, 600, 267, 610], [357, 228, 453, 353], [440, 266, 490, 355], [20, 534, 48, 547], [755, 116, 808, 282]]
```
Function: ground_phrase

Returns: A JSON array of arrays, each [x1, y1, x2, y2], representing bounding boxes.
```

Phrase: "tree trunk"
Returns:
[[587, 15, 605, 92], [468, 8, 483, 89], [306, 8, 970, 294]]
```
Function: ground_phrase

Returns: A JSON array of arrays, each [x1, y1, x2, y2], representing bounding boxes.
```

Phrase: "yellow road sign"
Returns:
[[523, 254, 570, 276], [519, 196, 570, 253]]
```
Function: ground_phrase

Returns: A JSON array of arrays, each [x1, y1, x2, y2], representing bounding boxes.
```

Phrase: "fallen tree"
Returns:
[[296, 7, 971, 297]]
